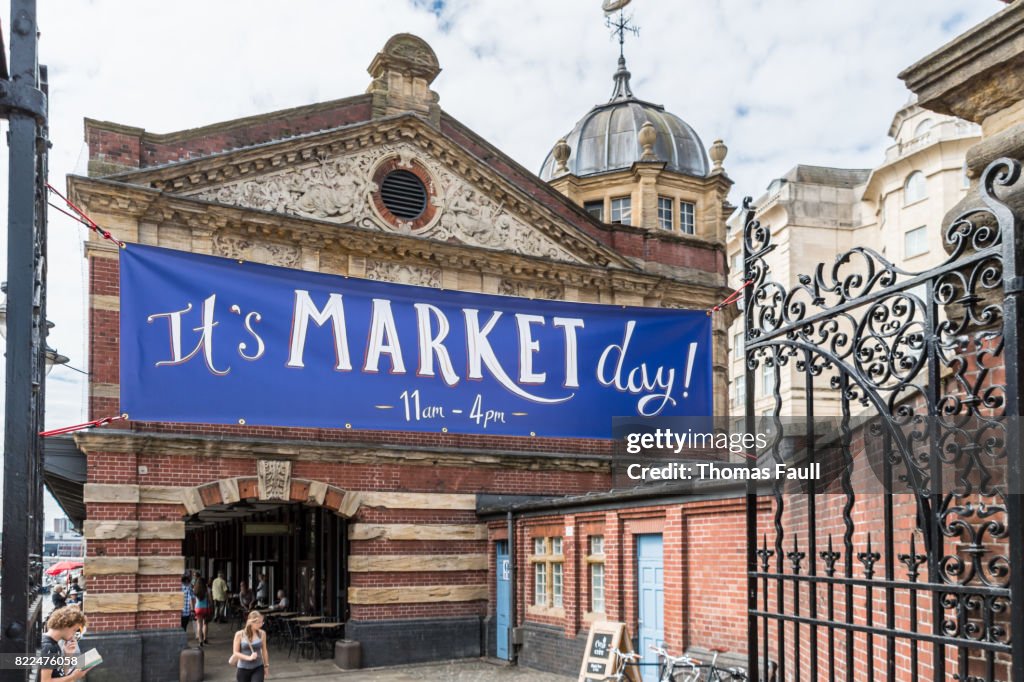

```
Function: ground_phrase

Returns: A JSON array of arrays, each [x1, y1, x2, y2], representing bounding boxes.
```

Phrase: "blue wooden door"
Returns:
[[496, 541, 511, 660], [637, 534, 664, 682]]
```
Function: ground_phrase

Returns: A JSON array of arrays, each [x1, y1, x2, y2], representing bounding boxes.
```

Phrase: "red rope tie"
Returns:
[[40, 414, 128, 438], [46, 182, 126, 248], [708, 279, 754, 315]]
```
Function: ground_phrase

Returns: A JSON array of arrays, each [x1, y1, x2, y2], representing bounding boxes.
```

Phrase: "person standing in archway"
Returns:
[[180, 575, 194, 633], [255, 574, 268, 607], [193, 577, 211, 647], [212, 572, 229, 623], [238, 580, 256, 614]]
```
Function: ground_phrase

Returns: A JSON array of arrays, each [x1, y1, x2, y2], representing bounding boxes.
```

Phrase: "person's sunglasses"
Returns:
[[73, 629, 84, 640]]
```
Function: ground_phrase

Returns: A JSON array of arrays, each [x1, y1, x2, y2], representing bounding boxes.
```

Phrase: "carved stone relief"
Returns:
[[497, 278, 563, 300], [364, 260, 442, 289], [188, 142, 582, 263], [257, 460, 291, 501], [212, 234, 301, 269], [390, 40, 437, 70]]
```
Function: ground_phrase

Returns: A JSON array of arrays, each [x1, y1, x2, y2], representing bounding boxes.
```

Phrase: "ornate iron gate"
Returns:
[[742, 158, 1024, 682]]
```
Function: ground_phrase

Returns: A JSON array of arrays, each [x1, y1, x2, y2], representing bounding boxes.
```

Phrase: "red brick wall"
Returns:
[[680, 498, 752, 654], [86, 98, 374, 172], [497, 496, 771, 666], [83, 444, 607, 632]]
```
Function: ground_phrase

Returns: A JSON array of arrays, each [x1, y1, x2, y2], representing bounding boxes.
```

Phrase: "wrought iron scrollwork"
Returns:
[[746, 158, 1023, 681]]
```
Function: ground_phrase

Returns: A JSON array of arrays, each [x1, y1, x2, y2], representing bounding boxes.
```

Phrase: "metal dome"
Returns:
[[539, 57, 710, 180]]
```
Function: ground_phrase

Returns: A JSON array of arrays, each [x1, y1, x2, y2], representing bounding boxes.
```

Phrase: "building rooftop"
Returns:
[[539, 57, 709, 180], [780, 165, 871, 188]]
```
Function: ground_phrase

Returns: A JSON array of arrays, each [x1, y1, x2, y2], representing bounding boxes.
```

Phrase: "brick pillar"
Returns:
[[81, 448, 188, 631], [622, 523, 637, 636], [663, 506, 685, 654], [603, 511, 623, 622], [83, 450, 140, 633], [564, 515, 579, 638]]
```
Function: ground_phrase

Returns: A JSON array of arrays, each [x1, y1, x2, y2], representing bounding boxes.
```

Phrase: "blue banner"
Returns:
[[119, 244, 712, 438]]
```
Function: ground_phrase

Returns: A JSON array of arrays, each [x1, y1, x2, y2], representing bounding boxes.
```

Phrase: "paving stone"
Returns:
[[200, 621, 572, 681]]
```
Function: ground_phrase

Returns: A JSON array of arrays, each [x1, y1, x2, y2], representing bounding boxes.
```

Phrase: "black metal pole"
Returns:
[[995, 158, 1024, 682], [0, 0, 47, 674], [741, 199, 759, 681]]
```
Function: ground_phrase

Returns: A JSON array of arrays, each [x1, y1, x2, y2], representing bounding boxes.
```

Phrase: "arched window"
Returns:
[[904, 171, 927, 205], [913, 119, 933, 138]]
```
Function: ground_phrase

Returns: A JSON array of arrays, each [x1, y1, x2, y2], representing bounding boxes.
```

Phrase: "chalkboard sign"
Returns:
[[591, 633, 613, 659], [578, 621, 641, 682]]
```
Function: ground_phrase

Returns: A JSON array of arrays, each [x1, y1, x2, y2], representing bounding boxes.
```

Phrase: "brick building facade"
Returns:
[[64, 34, 733, 681], [480, 487, 767, 678]]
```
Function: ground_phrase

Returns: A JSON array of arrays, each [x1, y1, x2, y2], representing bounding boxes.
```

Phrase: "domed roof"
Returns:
[[540, 57, 710, 181]]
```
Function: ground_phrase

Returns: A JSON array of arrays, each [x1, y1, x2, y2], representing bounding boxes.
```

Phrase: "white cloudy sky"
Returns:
[[0, 0, 1000, 521]]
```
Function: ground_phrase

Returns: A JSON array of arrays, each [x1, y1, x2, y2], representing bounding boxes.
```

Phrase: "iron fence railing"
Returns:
[[743, 159, 1023, 682]]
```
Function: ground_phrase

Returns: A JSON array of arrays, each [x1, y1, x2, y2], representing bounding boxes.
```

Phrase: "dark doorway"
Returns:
[[184, 502, 347, 620]]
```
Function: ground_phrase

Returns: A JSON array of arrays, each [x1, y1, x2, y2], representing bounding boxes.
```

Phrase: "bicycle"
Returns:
[[649, 645, 746, 682], [594, 648, 643, 681], [649, 644, 700, 682]]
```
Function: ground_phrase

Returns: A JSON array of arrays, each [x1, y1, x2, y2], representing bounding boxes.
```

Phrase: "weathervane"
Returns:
[[603, 0, 639, 60]]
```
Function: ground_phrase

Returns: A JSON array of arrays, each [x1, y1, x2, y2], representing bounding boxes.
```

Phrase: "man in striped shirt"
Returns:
[[181, 574, 195, 631]]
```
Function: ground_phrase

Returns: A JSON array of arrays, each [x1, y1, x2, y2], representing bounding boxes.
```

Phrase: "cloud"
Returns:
[[0, 0, 1002, 520]]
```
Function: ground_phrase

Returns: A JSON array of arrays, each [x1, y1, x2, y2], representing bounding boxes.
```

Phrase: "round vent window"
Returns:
[[379, 169, 427, 220], [369, 156, 439, 232]]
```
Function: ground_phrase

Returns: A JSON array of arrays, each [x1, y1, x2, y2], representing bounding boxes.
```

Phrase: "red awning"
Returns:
[[45, 560, 83, 576]]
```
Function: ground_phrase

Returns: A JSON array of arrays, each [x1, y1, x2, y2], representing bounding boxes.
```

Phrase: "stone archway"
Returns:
[[179, 459, 362, 518], [180, 459, 358, 632]]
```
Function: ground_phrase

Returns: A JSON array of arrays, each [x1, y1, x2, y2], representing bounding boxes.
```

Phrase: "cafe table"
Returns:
[[262, 611, 298, 646], [305, 621, 343, 658]]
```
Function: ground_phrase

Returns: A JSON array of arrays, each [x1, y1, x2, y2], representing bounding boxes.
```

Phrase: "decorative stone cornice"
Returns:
[[899, 2, 1024, 124], [69, 175, 722, 305], [63, 180, 160, 218], [73, 431, 610, 473]]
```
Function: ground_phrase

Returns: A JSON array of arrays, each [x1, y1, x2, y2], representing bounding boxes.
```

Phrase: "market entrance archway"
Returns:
[[179, 472, 359, 622]]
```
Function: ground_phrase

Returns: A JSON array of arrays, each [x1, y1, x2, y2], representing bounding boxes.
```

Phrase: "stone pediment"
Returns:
[[183, 140, 588, 264]]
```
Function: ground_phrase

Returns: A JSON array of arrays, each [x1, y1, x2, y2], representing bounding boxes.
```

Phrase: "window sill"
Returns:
[[527, 605, 566, 619], [583, 610, 607, 623]]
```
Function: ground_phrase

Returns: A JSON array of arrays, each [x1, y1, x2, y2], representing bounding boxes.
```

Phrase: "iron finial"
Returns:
[[604, 1, 639, 101]]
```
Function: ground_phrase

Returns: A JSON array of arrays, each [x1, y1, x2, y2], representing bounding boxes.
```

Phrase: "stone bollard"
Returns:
[[334, 639, 361, 670], [179, 646, 204, 682]]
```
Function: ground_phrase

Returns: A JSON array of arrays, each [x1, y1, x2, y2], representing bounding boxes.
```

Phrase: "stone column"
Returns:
[[633, 163, 665, 231]]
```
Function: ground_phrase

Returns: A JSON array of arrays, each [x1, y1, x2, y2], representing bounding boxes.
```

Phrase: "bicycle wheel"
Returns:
[[697, 665, 720, 682], [705, 666, 745, 682], [670, 665, 701, 682]]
